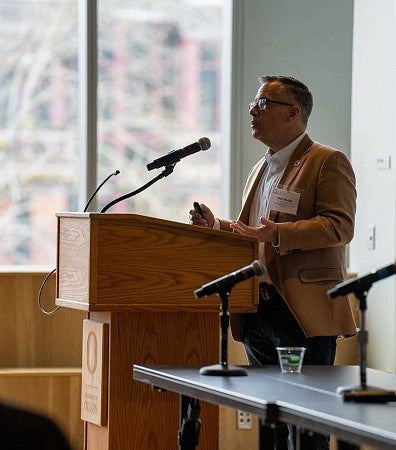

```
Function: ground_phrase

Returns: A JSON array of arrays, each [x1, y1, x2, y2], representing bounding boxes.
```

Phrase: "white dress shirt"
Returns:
[[248, 132, 306, 282]]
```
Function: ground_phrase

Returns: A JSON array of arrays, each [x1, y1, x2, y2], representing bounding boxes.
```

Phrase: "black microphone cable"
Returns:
[[37, 268, 58, 315], [84, 169, 120, 212]]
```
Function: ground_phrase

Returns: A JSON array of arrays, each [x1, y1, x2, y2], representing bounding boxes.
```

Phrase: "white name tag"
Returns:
[[269, 187, 300, 215]]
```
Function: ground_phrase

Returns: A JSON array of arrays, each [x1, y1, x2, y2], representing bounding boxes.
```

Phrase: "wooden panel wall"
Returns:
[[0, 270, 85, 450], [0, 369, 83, 450], [0, 271, 85, 367]]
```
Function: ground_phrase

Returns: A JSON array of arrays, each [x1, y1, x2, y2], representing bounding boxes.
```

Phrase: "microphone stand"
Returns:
[[100, 164, 175, 213], [199, 288, 247, 376], [337, 286, 396, 402]]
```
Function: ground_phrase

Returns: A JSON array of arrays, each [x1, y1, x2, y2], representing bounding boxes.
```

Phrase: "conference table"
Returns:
[[133, 364, 396, 450]]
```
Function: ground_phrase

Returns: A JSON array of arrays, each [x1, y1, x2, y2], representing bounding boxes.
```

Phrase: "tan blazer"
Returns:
[[222, 135, 357, 340]]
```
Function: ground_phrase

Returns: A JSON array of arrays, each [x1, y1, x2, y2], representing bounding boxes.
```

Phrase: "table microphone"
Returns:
[[194, 260, 265, 298], [328, 263, 396, 298]]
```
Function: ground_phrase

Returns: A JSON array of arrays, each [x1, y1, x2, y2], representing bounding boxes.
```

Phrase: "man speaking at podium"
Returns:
[[189, 75, 357, 450]]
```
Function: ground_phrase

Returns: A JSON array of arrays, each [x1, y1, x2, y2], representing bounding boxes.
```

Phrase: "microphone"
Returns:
[[146, 137, 211, 171], [83, 170, 120, 212], [328, 263, 396, 298], [194, 260, 265, 299]]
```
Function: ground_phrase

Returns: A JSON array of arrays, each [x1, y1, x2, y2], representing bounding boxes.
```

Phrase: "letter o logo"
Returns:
[[86, 331, 98, 374]]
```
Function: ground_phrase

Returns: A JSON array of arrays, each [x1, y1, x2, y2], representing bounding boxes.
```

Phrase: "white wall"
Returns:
[[226, 0, 354, 218], [350, 0, 396, 372]]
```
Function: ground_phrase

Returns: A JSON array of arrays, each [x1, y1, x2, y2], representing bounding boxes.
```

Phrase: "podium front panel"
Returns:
[[56, 213, 259, 312]]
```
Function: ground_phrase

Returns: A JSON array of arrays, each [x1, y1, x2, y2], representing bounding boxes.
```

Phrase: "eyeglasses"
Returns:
[[248, 97, 294, 111]]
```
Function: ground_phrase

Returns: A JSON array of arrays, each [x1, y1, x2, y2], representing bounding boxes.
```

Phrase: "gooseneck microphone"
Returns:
[[83, 170, 120, 212], [146, 137, 211, 171], [328, 263, 396, 298], [101, 138, 211, 212], [194, 260, 265, 299]]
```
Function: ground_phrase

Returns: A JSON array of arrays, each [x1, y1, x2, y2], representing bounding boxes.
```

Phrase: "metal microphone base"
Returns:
[[337, 385, 396, 403], [199, 364, 247, 377], [337, 289, 396, 403]]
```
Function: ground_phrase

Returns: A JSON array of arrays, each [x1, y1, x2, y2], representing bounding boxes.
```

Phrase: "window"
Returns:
[[0, 0, 78, 265], [0, 0, 223, 265]]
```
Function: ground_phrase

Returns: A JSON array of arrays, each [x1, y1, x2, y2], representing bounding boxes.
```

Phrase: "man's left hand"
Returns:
[[230, 217, 278, 244]]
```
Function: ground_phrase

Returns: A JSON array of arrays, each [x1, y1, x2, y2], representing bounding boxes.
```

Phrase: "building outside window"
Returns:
[[0, 0, 223, 265]]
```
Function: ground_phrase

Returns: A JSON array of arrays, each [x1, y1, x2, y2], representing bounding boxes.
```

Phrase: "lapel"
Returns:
[[268, 134, 313, 221], [237, 160, 267, 223]]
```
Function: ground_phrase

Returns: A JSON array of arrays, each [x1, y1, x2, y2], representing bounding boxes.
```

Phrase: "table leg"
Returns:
[[337, 439, 360, 450], [178, 395, 201, 450]]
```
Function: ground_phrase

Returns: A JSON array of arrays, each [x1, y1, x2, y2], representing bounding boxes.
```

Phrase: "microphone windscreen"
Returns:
[[198, 137, 211, 151], [252, 260, 265, 276]]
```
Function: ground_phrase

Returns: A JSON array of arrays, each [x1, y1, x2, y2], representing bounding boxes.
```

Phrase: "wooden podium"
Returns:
[[56, 213, 258, 450]]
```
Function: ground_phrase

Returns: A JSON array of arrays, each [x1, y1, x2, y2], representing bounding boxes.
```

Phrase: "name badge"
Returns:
[[269, 187, 300, 215]]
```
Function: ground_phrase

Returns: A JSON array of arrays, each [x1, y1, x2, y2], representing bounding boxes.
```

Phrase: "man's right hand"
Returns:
[[189, 203, 215, 228]]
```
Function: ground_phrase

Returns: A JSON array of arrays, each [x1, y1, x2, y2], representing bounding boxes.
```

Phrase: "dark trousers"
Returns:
[[243, 284, 337, 450]]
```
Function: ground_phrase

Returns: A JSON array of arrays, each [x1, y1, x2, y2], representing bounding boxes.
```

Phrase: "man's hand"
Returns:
[[230, 217, 278, 243], [189, 203, 215, 228]]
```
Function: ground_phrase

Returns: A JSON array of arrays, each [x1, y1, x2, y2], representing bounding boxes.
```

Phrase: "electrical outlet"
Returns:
[[237, 410, 253, 429], [367, 225, 375, 251]]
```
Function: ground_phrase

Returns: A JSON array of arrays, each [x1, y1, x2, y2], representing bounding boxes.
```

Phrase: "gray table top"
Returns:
[[133, 365, 396, 449]]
